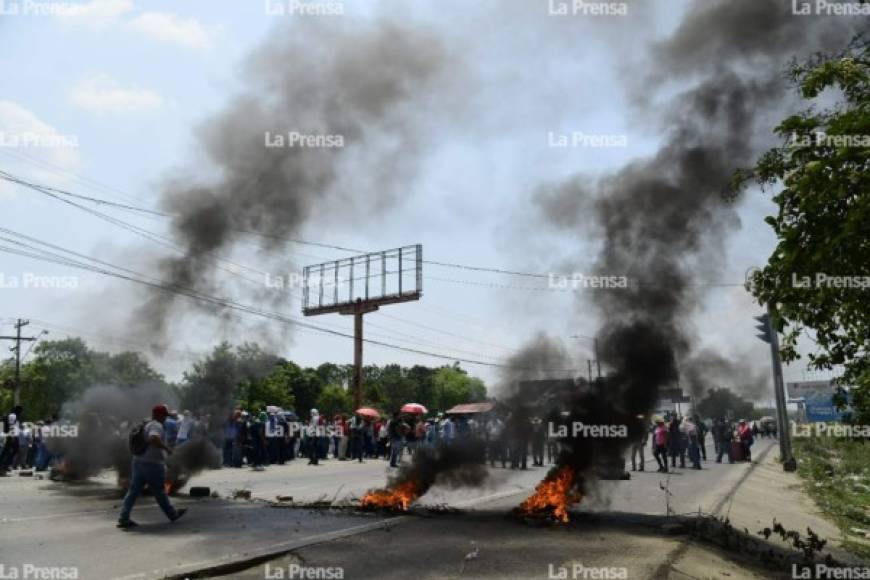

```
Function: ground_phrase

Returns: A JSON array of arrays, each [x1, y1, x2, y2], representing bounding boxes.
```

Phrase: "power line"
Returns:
[[0, 235, 581, 372], [0, 170, 746, 289]]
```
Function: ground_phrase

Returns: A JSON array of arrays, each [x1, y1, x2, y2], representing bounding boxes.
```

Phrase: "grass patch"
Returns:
[[794, 436, 870, 558]]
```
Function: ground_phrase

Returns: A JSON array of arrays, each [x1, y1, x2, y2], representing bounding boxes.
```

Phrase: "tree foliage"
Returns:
[[2, 336, 488, 421], [316, 384, 353, 418], [734, 38, 870, 422], [0, 338, 167, 420]]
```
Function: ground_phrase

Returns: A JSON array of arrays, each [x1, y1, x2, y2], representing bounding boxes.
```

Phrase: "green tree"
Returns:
[[315, 362, 350, 387], [733, 39, 870, 422], [8, 339, 167, 420], [294, 367, 326, 418], [257, 361, 299, 412], [431, 365, 487, 413], [180, 342, 238, 414], [234, 343, 282, 411], [377, 364, 417, 412], [316, 384, 353, 418], [408, 365, 436, 410]]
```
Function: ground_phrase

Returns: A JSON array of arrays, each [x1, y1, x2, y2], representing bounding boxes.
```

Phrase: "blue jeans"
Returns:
[[389, 437, 403, 466], [35, 442, 51, 471], [119, 460, 177, 522]]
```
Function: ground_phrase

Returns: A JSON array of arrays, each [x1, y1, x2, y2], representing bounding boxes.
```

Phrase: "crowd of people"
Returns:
[[0, 402, 773, 477], [0, 405, 68, 474], [214, 408, 508, 470], [209, 408, 767, 474], [640, 414, 759, 473]]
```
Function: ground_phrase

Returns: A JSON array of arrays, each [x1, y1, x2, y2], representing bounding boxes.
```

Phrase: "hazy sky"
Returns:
[[0, 0, 844, 398]]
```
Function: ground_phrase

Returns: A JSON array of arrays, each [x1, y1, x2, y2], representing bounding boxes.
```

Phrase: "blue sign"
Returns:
[[804, 393, 849, 423]]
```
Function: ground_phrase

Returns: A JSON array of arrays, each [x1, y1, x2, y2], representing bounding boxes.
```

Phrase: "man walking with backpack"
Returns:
[[118, 404, 187, 529]]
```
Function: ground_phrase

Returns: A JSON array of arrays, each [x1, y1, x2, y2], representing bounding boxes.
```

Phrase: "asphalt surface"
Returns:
[[0, 440, 777, 580], [221, 440, 785, 580]]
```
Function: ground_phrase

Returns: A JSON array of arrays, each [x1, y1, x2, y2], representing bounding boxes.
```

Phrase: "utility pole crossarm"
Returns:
[[0, 319, 39, 405]]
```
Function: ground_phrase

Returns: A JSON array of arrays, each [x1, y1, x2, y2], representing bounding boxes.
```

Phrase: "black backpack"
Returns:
[[129, 420, 150, 455]]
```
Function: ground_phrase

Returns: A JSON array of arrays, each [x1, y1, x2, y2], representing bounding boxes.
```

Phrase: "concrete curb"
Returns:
[[112, 516, 409, 580]]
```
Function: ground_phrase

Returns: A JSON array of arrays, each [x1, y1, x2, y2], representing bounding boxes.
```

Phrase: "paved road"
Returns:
[[0, 440, 774, 579], [225, 440, 784, 580]]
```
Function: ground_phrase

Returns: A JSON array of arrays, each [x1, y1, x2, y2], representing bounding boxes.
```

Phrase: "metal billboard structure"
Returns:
[[302, 244, 422, 408]]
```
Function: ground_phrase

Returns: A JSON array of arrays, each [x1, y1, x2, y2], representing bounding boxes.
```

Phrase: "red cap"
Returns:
[[152, 404, 169, 418]]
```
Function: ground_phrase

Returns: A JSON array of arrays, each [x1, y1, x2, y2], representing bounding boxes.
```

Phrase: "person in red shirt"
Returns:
[[737, 419, 754, 462], [652, 418, 670, 473]]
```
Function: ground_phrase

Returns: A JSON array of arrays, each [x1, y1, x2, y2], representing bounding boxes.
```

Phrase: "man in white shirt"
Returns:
[[0, 405, 22, 474], [118, 404, 188, 529], [176, 410, 193, 445]]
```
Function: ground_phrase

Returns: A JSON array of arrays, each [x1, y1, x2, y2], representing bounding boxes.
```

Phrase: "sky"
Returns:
[[0, 0, 846, 399]]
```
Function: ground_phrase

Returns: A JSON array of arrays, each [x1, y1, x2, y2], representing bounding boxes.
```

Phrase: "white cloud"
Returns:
[[0, 101, 80, 198], [52, 0, 134, 28], [129, 12, 220, 50], [69, 74, 164, 115], [52, 1, 217, 50]]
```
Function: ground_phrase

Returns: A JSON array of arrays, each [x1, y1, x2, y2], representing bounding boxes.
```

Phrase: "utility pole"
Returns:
[[302, 245, 423, 412], [571, 335, 602, 380], [346, 300, 378, 410], [587, 360, 593, 383], [594, 338, 601, 379], [755, 308, 796, 471], [0, 319, 38, 405]]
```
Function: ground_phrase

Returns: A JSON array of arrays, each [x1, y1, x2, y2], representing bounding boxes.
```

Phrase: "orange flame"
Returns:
[[518, 466, 581, 523], [164, 480, 178, 495], [360, 480, 421, 511]]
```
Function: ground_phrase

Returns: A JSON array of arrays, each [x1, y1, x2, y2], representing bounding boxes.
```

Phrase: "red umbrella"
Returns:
[[400, 403, 428, 415], [355, 407, 381, 419]]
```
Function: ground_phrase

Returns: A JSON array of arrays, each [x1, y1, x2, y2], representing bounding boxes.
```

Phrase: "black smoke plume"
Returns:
[[365, 0, 859, 513], [48, 384, 220, 490], [391, 439, 489, 498], [682, 348, 771, 402], [47, 384, 172, 481], [135, 19, 458, 342], [521, 0, 859, 504]]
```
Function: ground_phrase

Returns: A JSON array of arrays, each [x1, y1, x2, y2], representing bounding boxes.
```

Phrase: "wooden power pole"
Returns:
[[0, 319, 38, 405]]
